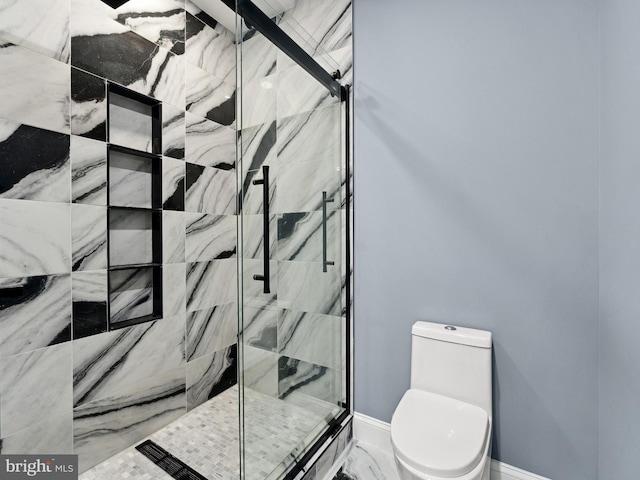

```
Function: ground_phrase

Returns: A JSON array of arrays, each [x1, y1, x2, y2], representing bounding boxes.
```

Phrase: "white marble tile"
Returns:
[[163, 263, 186, 316], [187, 302, 237, 361], [108, 92, 154, 153], [0, 410, 73, 455], [115, 0, 186, 55], [108, 267, 155, 323], [186, 259, 237, 312], [186, 63, 235, 126], [163, 210, 186, 264], [0, 0, 70, 62], [277, 160, 341, 214], [0, 274, 71, 359], [278, 260, 341, 316], [108, 209, 155, 266], [71, 136, 107, 205], [0, 119, 71, 202], [0, 43, 70, 134], [243, 214, 277, 261], [243, 345, 278, 397], [239, 27, 277, 84], [242, 305, 278, 352], [162, 103, 185, 159], [185, 12, 235, 84], [186, 344, 236, 410], [336, 442, 400, 480], [278, 356, 340, 405], [0, 342, 72, 437], [73, 314, 186, 406], [185, 162, 236, 215], [278, 310, 342, 369], [242, 258, 278, 309], [108, 149, 155, 208], [186, 213, 236, 262], [0, 199, 70, 278], [162, 156, 185, 210], [73, 367, 186, 472], [185, 112, 235, 169], [240, 74, 277, 129], [72, 204, 108, 271]]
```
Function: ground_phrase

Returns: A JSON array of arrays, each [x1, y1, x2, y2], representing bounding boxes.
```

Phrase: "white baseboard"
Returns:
[[353, 412, 550, 480]]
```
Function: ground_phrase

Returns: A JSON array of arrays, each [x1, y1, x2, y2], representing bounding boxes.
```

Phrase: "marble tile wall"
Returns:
[[0, 0, 238, 472], [239, 0, 352, 413]]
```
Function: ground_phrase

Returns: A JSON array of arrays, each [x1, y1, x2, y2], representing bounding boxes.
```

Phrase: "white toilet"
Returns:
[[391, 321, 493, 480]]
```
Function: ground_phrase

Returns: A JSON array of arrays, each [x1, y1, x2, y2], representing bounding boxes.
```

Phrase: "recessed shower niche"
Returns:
[[107, 83, 163, 329]]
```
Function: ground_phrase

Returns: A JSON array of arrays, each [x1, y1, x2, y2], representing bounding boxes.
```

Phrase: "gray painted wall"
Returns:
[[600, 1, 640, 478], [353, 1, 600, 479]]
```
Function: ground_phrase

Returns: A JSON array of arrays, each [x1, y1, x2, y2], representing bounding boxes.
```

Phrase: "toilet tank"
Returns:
[[411, 321, 493, 418]]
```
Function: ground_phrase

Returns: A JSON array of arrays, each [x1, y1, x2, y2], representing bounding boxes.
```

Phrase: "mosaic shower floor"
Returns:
[[80, 385, 339, 480]]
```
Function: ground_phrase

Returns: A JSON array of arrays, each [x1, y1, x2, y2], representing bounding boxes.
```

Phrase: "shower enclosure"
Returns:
[[235, 0, 352, 478]]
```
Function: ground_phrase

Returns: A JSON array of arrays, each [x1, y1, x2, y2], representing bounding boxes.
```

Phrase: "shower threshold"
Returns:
[[80, 385, 341, 480]]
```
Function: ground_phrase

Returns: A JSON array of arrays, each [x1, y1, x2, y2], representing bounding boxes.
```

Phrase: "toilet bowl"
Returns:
[[390, 322, 493, 480]]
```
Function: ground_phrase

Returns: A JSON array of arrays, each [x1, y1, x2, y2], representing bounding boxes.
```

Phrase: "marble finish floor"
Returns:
[[81, 385, 337, 480], [333, 442, 400, 480]]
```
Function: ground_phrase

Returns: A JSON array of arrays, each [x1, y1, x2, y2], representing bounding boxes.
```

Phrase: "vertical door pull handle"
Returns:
[[252, 166, 270, 293], [322, 191, 335, 272]]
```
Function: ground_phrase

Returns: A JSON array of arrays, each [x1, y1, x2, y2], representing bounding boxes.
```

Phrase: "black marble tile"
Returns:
[[73, 301, 108, 339], [71, 67, 107, 141], [0, 121, 70, 202]]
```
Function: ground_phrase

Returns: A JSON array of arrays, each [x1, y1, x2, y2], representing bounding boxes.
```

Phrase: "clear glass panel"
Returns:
[[237, 3, 347, 479]]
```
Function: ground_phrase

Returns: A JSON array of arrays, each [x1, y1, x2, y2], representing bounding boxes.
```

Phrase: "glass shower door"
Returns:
[[237, 4, 348, 479]]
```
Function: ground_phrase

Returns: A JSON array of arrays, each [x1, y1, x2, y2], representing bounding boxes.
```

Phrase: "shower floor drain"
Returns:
[[136, 440, 208, 480]]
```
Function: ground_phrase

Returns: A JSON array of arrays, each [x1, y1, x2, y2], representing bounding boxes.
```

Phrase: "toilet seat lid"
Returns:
[[391, 389, 489, 478]]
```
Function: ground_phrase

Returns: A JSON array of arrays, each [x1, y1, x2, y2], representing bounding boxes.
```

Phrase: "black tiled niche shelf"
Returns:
[[107, 83, 163, 330]]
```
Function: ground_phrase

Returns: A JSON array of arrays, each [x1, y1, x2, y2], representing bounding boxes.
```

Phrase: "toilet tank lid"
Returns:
[[412, 322, 492, 348]]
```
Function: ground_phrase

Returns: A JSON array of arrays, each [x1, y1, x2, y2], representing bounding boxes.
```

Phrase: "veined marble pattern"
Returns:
[[72, 271, 108, 339], [241, 73, 277, 129], [0, 342, 72, 437], [108, 267, 154, 323], [243, 214, 277, 260], [109, 149, 154, 208], [0, 43, 70, 135], [277, 210, 341, 263], [0, 199, 70, 278], [187, 302, 237, 361], [185, 12, 235, 84], [242, 305, 278, 352], [186, 344, 237, 410], [71, 67, 107, 141], [0, 119, 70, 202], [278, 356, 340, 405], [185, 162, 236, 215], [277, 104, 342, 167], [163, 264, 186, 317], [74, 367, 186, 473], [185, 112, 235, 169], [73, 314, 186, 406], [280, 0, 352, 57], [334, 442, 400, 480], [71, 135, 107, 205], [162, 103, 185, 159], [278, 310, 342, 369], [108, 92, 154, 153], [0, 410, 73, 455], [240, 27, 277, 83], [186, 63, 235, 126], [277, 160, 341, 214], [0, 275, 71, 359], [0, 0, 70, 62], [186, 259, 237, 312], [239, 122, 277, 216], [109, 209, 154, 266], [163, 210, 185, 263], [308, 422, 353, 480], [71, 2, 185, 108], [278, 261, 341, 317], [162, 156, 185, 211], [72, 204, 108, 271], [242, 258, 278, 309], [244, 345, 279, 397], [115, 0, 186, 55], [186, 213, 236, 262]]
